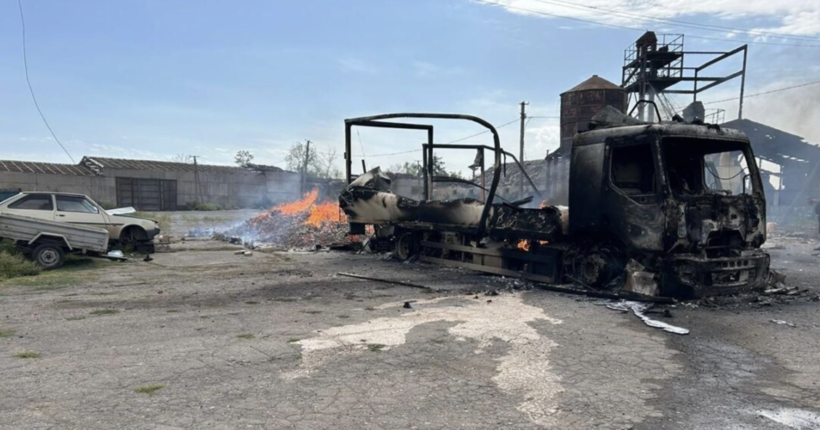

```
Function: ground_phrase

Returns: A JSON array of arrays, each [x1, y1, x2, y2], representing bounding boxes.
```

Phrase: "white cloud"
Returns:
[[337, 58, 379, 75], [412, 61, 464, 78], [477, 0, 820, 37]]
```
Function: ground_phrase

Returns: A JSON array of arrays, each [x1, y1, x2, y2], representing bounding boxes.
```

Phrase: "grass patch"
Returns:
[[89, 309, 119, 316], [366, 344, 386, 352], [135, 384, 165, 395], [0, 328, 16, 338], [0, 251, 41, 281], [245, 301, 260, 305], [337, 315, 350, 319], [365, 306, 376, 311], [65, 315, 86, 321], [301, 310, 322, 314], [288, 338, 301, 343], [236, 333, 255, 339], [271, 297, 297, 303], [14, 351, 40, 359], [166, 309, 181, 313], [0, 255, 110, 292]]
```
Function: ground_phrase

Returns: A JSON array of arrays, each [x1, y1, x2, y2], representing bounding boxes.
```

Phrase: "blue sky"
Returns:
[[1, 0, 819, 175]]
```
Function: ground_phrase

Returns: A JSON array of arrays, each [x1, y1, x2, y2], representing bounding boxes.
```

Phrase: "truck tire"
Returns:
[[32, 243, 65, 270]]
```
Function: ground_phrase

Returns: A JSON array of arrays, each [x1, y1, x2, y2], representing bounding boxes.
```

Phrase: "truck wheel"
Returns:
[[394, 233, 418, 261], [32, 243, 65, 270]]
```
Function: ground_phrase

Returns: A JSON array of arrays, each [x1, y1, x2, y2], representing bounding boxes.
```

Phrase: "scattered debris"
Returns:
[[606, 301, 690, 335], [622, 259, 659, 297], [758, 408, 820, 429], [222, 189, 355, 249], [336, 272, 439, 292], [770, 319, 796, 328]]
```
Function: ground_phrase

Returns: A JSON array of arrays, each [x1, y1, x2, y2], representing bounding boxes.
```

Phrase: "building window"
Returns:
[[8, 194, 53, 210]]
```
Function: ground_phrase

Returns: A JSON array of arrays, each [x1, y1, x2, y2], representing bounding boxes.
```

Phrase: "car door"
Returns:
[[3, 193, 56, 220], [54, 195, 108, 231]]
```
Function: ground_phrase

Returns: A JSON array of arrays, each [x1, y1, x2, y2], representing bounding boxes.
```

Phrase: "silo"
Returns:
[[559, 75, 626, 150]]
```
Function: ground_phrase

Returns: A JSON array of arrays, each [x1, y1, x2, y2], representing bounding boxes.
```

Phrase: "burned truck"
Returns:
[[339, 111, 770, 299]]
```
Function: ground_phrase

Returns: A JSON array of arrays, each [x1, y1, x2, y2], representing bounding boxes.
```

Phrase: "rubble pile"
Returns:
[[222, 189, 353, 249]]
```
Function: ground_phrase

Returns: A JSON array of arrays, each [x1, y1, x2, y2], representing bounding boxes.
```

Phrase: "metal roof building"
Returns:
[[0, 156, 301, 211]]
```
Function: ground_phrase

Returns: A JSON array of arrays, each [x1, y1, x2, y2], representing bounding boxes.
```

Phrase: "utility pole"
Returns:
[[301, 140, 311, 195], [519, 101, 528, 197], [192, 155, 202, 203]]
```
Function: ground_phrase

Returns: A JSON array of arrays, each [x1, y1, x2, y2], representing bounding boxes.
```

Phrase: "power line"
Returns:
[[474, 0, 820, 48], [703, 79, 820, 104], [358, 148, 423, 158], [529, 0, 820, 42], [355, 128, 366, 158], [446, 118, 519, 144], [17, 0, 76, 164]]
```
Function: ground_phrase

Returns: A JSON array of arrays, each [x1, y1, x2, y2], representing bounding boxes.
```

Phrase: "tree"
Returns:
[[282, 142, 343, 179], [284, 141, 318, 174], [170, 154, 193, 164], [386, 156, 448, 177], [315, 148, 343, 179], [235, 150, 254, 167]]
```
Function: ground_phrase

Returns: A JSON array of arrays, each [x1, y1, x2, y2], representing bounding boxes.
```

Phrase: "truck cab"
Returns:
[[569, 122, 769, 297]]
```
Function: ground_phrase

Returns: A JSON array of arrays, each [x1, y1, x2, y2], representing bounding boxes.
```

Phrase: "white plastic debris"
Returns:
[[758, 408, 820, 429], [770, 319, 796, 327], [606, 301, 689, 335]]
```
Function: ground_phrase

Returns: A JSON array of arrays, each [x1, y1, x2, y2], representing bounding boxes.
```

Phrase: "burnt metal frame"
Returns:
[[622, 31, 748, 120], [345, 113, 538, 238]]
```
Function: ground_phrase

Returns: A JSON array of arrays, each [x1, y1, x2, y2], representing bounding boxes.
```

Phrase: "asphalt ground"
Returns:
[[1, 236, 819, 430]]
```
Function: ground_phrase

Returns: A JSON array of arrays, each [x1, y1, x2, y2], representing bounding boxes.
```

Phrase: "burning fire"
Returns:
[[516, 239, 548, 252], [276, 189, 319, 215], [268, 188, 345, 227], [306, 201, 343, 227]]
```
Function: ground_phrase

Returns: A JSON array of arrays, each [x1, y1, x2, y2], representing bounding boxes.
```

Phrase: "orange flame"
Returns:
[[275, 189, 319, 215], [516, 239, 548, 252], [306, 201, 344, 227]]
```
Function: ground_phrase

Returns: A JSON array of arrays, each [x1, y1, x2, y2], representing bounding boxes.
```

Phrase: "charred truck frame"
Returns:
[[340, 111, 770, 299]]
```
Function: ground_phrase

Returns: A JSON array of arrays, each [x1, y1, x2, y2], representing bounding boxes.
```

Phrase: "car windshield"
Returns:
[[663, 137, 754, 196]]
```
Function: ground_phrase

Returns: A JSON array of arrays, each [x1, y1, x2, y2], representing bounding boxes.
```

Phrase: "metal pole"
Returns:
[[739, 45, 748, 120], [481, 149, 486, 203], [693, 69, 699, 103], [519, 101, 528, 197], [193, 155, 201, 203], [426, 128, 434, 200], [344, 124, 352, 184], [301, 140, 311, 195]]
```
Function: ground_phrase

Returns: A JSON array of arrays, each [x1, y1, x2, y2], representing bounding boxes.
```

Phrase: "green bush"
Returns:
[[0, 251, 41, 280], [0, 239, 19, 256], [183, 202, 223, 211]]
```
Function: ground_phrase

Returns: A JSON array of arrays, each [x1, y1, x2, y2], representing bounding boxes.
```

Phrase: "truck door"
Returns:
[[54, 195, 109, 233], [603, 137, 665, 252]]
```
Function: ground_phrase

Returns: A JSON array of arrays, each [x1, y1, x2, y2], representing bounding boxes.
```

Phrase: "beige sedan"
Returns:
[[0, 192, 160, 250]]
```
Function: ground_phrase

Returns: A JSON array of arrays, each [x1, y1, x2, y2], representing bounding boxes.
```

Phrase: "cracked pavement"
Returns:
[[1, 237, 819, 429]]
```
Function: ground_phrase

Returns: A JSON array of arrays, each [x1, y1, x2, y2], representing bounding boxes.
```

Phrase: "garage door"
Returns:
[[116, 177, 177, 211]]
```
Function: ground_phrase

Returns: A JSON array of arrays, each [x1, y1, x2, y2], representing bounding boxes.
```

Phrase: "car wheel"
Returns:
[[32, 243, 65, 270], [119, 227, 147, 251]]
